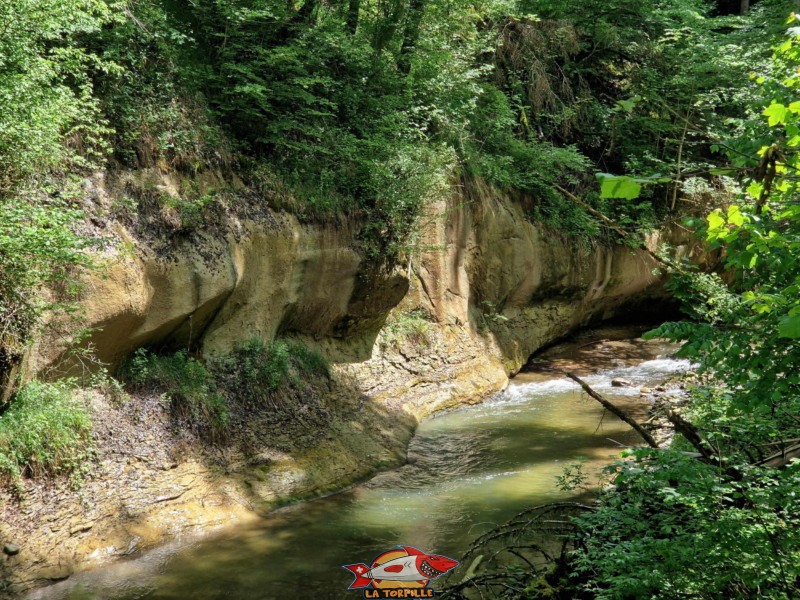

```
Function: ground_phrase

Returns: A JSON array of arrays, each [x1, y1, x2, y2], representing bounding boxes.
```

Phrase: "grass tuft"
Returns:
[[0, 380, 93, 488], [121, 349, 228, 432]]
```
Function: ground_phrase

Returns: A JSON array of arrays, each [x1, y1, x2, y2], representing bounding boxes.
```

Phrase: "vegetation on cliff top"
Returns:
[[0, 0, 785, 386]]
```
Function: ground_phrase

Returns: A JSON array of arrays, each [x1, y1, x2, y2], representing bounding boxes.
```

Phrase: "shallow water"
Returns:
[[29, 326, 688, 600]]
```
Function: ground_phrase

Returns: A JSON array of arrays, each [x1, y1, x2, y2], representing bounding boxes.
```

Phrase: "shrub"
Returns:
[[0, 380, 93, 486], [381, 309, 433, 350], [211, 338, 330, 406], [121, 349, 228, 431]]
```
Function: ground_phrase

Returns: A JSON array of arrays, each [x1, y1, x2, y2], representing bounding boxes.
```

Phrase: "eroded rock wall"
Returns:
[[1, 172, 705, 596], [347, 183, 699, 421]]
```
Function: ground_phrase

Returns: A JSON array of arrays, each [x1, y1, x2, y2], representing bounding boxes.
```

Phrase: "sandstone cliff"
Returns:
[[0, 170, 704, 596]]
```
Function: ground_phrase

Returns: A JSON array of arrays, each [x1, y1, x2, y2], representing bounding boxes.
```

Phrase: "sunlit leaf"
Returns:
[[598, 174, 642, 199], [764, 103, 789, 126], [778, 314, 800, 338]]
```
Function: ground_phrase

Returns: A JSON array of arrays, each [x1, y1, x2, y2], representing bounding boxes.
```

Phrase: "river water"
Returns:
[[30, 325, 689, 600]]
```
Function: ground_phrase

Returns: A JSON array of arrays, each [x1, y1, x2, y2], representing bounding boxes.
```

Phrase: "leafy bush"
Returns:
[[573, 450, 800, 599], [0, 380, 93, 486], [563, 23, 800, 599], [216, 338, 291, 393], [121, 349, 228, 431], [119, 340, 328, 432], [0, 197, 96, 362], [211, 338, 330, 403], [0, 0, 111, 377], [381, 309, 433, 350]]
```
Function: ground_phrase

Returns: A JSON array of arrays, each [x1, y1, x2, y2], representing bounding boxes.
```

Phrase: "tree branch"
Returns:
[[566, 373, 660, 448]]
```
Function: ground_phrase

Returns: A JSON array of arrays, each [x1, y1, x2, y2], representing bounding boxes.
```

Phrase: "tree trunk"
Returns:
[[346, 0, 361, 34], [297, 0, 318, 23], [0, 350, 20, 406], [398, 0, 426, 74], [740, 0, 749, 14], [372, 0, 406, 56]]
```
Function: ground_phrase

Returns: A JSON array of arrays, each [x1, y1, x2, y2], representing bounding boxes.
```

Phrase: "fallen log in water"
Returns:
[[565, 372, 660, 449]]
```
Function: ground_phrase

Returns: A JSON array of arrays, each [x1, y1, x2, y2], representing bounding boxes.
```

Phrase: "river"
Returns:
[[28, 324, 689, 600]]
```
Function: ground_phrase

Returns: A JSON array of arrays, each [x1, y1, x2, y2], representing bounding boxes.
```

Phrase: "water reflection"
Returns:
[[29, 327, 687, 600]]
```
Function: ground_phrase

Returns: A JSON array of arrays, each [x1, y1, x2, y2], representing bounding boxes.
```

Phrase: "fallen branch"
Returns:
[[756, 441, 800, 469], [666, 409, 720, 464], [566, 372, 660, 448]]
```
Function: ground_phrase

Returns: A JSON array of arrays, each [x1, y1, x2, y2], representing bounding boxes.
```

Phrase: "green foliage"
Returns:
[[0, 193, 96, 356], [285, 341, 331, 379], [154, 0, 467, 255], [119, 340, 328, 434], [555, 456, 589, 492], [0, 0, 113, 187], [574, 451, 800, 599], [651, 22, 800, 420], [564, 20, 800, 599], [211, 338, 330, 404], [92, 0, 227, 170], [0, 0, 112, 365], [0, 380, 93, 487], [121, 349, 229, 431], [381, 309, 433, 350]]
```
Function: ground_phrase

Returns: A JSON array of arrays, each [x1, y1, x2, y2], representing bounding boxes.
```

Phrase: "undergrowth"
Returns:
[[0, 380, 93, 489], [120, 339, 329, 433], [380, 309, 433, 350], [121, 349, 228, 432], [211, 338, 330, 406]]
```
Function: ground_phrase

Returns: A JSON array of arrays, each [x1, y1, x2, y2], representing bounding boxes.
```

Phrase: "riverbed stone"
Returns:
[[3, 544, 19, 556], [611, 378, 632, 387]]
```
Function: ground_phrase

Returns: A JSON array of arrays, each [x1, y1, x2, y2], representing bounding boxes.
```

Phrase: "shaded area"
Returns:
[[27, 328, 687, 600]]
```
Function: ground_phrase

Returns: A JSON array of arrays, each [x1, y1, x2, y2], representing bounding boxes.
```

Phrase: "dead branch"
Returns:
[[756, 442, 800, 469], [566, 372, 660, 448], [666, 409, 720, 464]]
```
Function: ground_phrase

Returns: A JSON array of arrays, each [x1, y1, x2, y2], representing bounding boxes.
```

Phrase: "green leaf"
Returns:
[[615, 95, 642, 113], [707, 210, 726, 239], [747, 181, 764, 199], [727, 205, 745, 227], [598, 174, 642, 200], [778, 314, 800, 338], [764, 103, 790, 126]]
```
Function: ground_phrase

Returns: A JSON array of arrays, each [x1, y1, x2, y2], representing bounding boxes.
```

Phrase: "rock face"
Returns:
[[412, 187, 676, 375], [2, 171, 708, 596], [27, 182, 407, 377]]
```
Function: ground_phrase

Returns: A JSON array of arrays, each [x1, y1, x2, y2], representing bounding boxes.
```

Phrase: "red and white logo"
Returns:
[[343, 545, 459, 597]]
